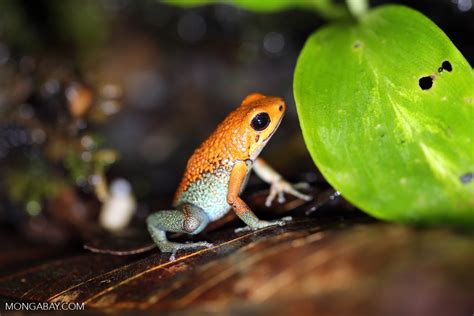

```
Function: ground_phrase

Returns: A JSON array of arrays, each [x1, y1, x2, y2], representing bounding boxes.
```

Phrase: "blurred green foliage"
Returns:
[[0, 0, 107, 58], [49, 0, 107, 56], [6, 162, 64, 207], [0, 0, 40, 51], [163, 0, 348, 19]]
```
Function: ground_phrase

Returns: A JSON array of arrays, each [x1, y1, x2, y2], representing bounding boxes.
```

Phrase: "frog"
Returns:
[[147, 93, 312, 260]]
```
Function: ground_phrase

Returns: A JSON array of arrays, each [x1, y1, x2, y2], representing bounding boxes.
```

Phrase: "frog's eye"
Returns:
[[250, 112, 271, 131]]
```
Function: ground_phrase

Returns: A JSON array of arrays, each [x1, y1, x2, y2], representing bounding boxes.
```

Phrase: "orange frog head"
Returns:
[[175, 93, 286, 198], [219, 92, 287, 161]]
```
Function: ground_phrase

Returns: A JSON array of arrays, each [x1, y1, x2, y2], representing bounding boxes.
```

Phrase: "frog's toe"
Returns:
[[294, 182, 311, 190], [274, 216, 292, 226], [169, 250, 178, 261], [236, 217, 292, 232], [266, 180, 312, 207], [160, 241, 213, 261], [277, 191, 286, 203], [265, 188, 278, 207], [284, 184, 312, 201], [234, 226, 253, 233], [186, 241, 213, 248]]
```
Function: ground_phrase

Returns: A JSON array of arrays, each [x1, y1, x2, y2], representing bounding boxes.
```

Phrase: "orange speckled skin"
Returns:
[[174, 93, 286, 204], [146, 93, 296, 257]]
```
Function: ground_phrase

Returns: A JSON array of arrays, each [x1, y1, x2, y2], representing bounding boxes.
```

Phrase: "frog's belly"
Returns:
[[176, 168, 235, 221]]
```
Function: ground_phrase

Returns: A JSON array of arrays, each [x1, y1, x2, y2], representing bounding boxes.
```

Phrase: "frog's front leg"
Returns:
[[228, 161, 291, 232], [253, 158, 312, 207], [146, 204, 213, 261]]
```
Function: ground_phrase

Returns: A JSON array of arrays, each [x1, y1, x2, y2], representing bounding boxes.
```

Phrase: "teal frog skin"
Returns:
[[147, 93, 312, 260]]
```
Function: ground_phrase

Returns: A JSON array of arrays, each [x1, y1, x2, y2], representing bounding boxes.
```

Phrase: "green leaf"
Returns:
[[163, 0, 348, 19], [294, 5, 474, 226]]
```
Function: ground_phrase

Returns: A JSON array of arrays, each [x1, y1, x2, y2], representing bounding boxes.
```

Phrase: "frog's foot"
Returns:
[[159, 241, 213, 261], [265, 179, 313, 207], [234, 216, 292, 233]]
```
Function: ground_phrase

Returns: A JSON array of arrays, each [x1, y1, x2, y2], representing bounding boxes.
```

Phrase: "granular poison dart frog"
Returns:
[[147, 93, 312, 260]]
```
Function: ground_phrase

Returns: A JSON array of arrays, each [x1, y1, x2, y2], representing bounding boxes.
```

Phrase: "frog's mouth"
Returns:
[[250, 115, 284, 161], [262, 115, 283, 143]]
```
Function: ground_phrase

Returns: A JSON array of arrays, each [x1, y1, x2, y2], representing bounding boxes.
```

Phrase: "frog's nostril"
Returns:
[[278, 104, 283, 112]]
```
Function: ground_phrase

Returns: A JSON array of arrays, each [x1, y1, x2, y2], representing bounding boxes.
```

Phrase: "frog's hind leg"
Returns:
[[146, 203, 213, 261]]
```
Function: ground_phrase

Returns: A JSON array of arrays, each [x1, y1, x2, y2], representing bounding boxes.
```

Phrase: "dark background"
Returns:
[[0, 0, 472, 243]]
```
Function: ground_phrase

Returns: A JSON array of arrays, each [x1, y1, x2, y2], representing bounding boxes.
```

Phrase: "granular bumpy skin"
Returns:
[[176, 166, 234, 221], [174, 93, 284, 203], [175, 109, 251, 198], [145, 93, 313, 257]]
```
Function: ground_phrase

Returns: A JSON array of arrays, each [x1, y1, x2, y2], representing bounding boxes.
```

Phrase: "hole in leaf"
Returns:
[[438, 67, 443, 73], [419, 76, 433, 90], [460, 172, 473, 184], [442, 60, 452, 72], [353, 40, 362, 49]]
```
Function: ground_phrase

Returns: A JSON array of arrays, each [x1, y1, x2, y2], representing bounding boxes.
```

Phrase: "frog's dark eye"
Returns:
[[250, 112, 271, 131]]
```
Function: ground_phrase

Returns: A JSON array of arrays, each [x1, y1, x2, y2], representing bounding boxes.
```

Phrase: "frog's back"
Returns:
[[174, 102, 252, 193], [173, 103, 254, 220]]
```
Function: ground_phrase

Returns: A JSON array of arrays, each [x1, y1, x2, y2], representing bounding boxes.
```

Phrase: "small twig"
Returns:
[[84, 243, 156, 256]]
